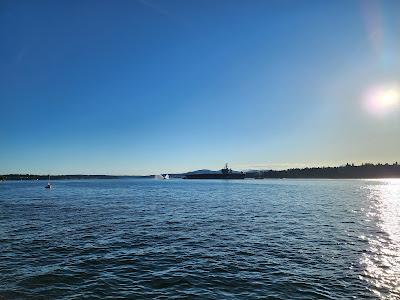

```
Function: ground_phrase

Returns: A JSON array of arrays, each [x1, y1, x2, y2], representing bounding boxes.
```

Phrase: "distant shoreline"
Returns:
[[1, 163, 399, 181], [243, 163, 400, 179], [0, 175, 152, 181]]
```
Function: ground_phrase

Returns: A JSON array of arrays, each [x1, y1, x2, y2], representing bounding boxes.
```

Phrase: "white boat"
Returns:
[[45, 175, 52, 189], [154, 174, 170, 180]]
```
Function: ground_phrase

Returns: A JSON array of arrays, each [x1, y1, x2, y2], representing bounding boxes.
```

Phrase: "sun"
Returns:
[[364, 83, 400, 116], [379, 88, 399, 107]]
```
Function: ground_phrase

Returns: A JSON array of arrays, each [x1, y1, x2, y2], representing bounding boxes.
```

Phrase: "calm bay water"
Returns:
[[0, 178, 399, 299]]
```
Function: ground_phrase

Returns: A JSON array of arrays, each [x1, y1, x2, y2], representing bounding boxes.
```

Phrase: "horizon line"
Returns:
[[2, 161, 399, 177]]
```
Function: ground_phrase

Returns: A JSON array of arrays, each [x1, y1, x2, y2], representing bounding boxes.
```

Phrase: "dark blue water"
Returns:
[[1, 179, 399, 299]]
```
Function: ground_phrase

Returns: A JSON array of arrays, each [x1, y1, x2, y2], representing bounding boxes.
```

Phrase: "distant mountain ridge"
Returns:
[[172, 168, 243, 178], [184, 169, 220, 175]]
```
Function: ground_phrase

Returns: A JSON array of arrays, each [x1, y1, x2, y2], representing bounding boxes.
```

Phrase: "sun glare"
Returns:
[[364, 84, 400, 116]]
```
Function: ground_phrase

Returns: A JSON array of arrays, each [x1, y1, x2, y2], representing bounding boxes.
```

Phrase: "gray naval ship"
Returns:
[[184, 163, 245, 179]]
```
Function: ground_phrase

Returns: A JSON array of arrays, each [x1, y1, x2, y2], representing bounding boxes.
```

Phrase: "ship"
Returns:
[[184, 163, 246, 179]]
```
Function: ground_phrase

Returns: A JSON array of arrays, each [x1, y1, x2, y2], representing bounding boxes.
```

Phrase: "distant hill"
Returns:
[[185, 169, 220, 175], [169, 168, 243, 178]]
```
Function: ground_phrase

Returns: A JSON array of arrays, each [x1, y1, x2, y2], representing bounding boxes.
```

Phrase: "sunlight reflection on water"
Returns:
[[361, 179, 400, 299]]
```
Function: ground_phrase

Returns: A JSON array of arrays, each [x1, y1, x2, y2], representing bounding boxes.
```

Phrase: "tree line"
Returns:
[[245, 162, 400, 179]]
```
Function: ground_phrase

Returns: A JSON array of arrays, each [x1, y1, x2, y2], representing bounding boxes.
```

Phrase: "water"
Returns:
[[1, 179, 399, 299]]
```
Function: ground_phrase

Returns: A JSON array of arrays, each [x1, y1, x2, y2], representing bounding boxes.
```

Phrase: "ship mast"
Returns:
[[222, 163, 231, 175]]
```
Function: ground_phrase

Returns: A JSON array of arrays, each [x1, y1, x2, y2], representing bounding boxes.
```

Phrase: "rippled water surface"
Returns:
[[1, 179, 399, 299]]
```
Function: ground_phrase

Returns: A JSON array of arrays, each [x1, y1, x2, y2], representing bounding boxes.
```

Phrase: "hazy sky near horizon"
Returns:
[[1, 0, 400, 175]]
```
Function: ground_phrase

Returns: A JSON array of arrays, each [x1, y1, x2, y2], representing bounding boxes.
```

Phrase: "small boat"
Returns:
[[45, 175, 52, 189], [154, 174, 170, 180]]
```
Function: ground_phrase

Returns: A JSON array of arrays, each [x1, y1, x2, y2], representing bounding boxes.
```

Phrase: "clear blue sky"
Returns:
[[1, 0, 399, 175]]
